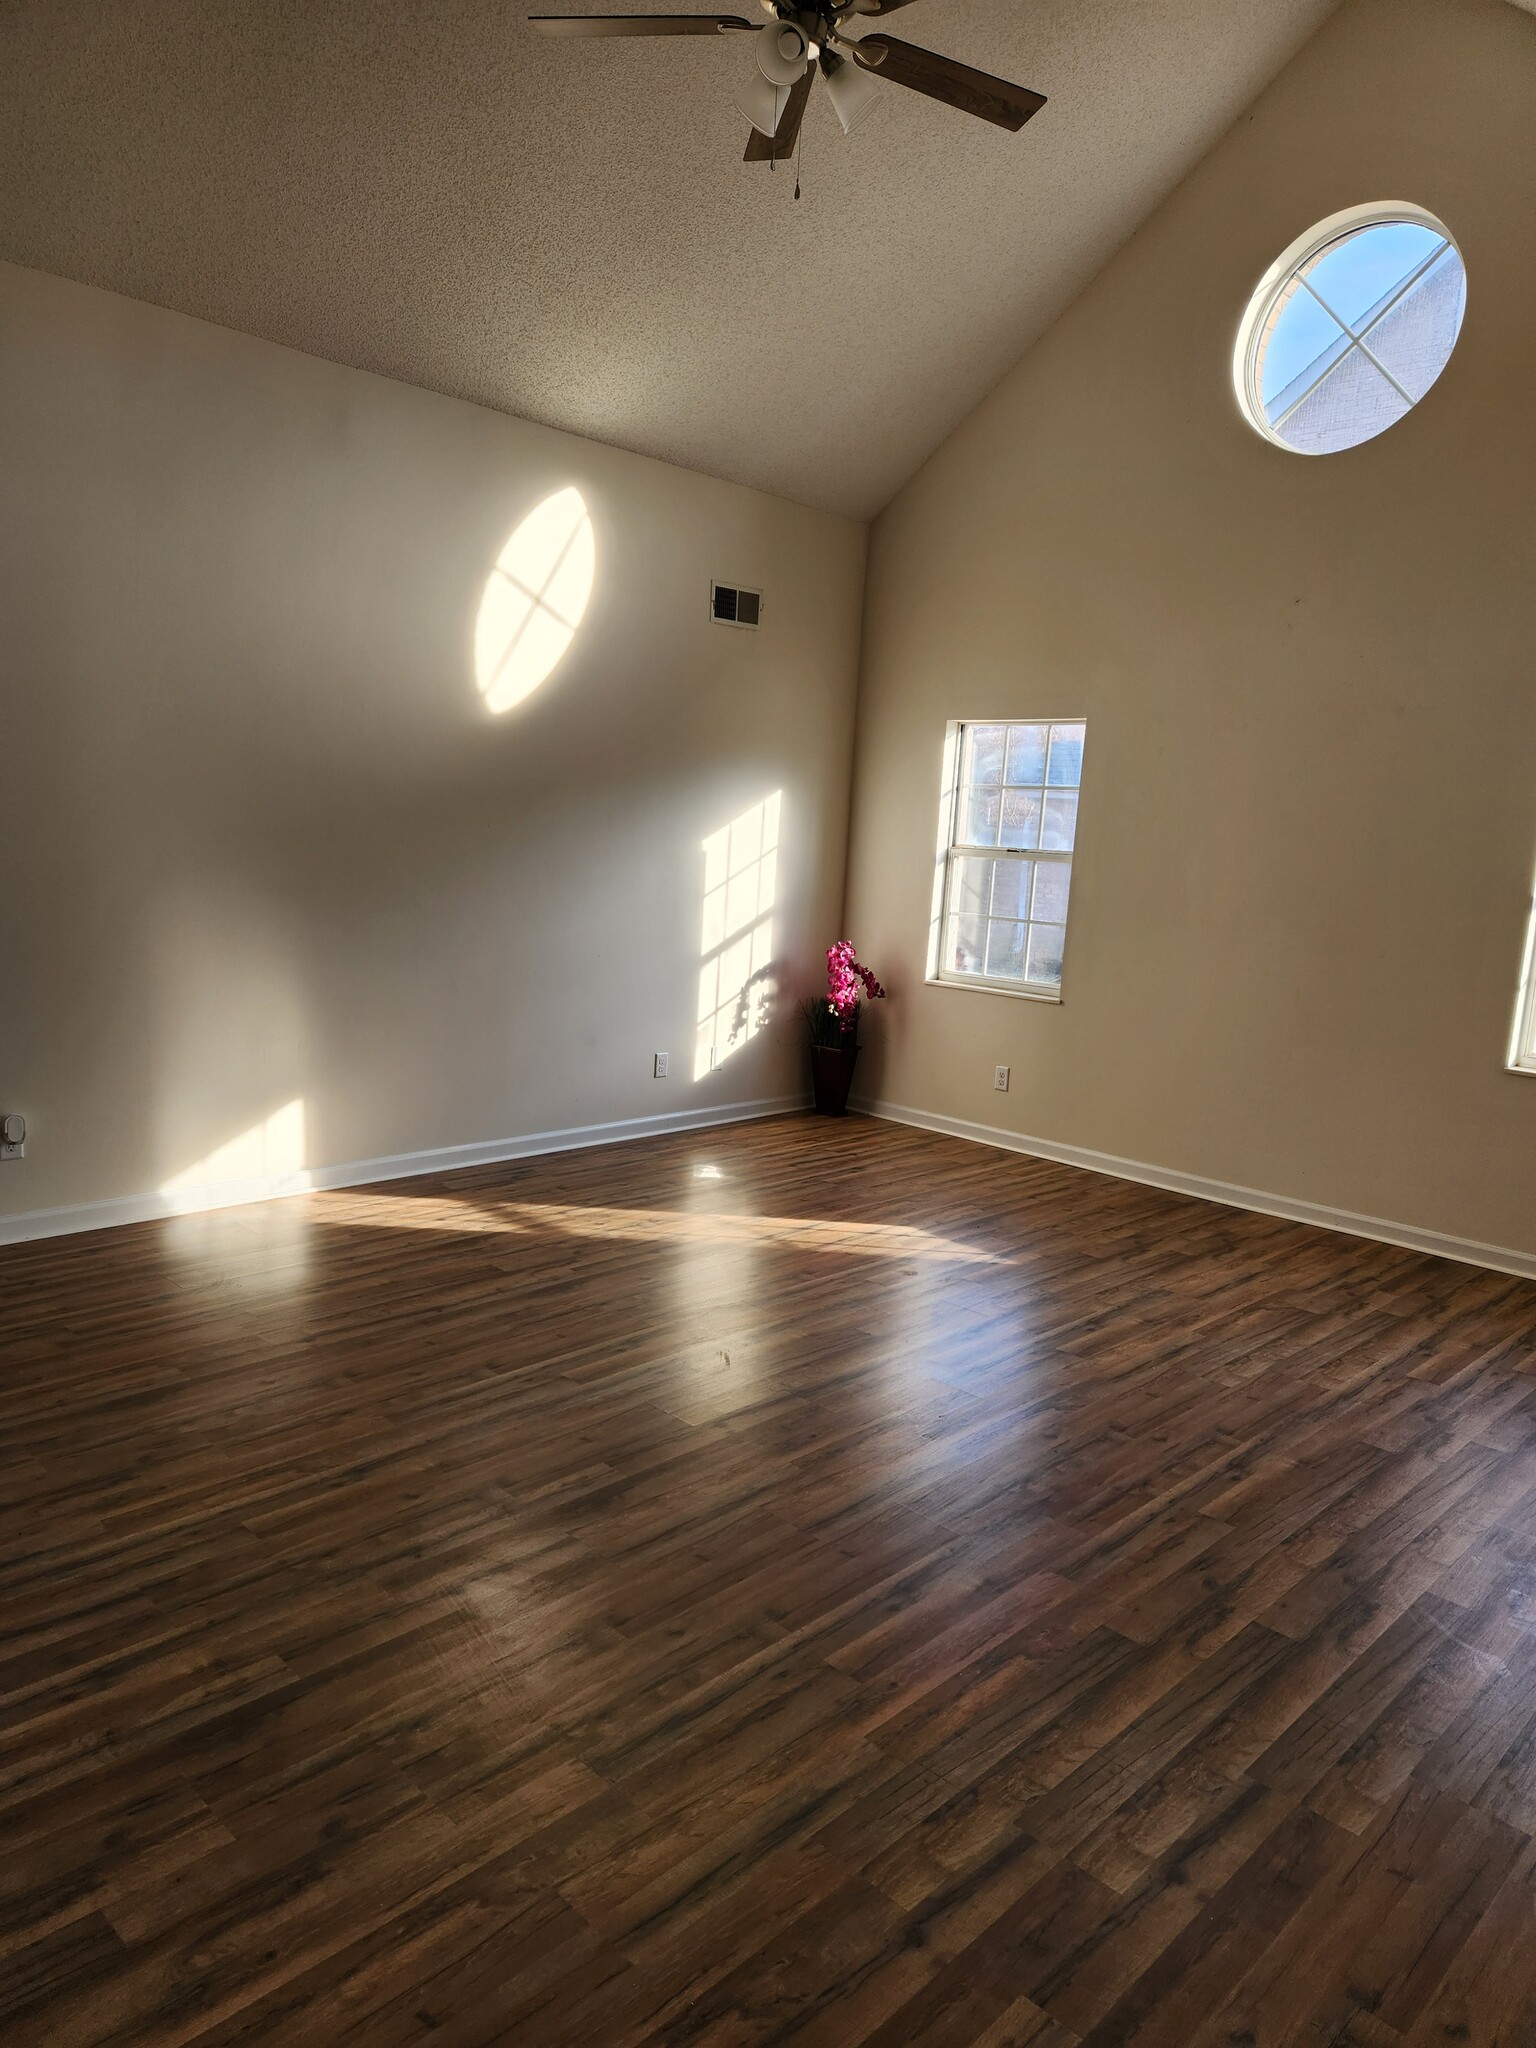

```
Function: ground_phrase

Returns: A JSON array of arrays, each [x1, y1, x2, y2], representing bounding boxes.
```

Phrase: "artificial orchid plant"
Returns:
[[804, 941, 886, 1049]]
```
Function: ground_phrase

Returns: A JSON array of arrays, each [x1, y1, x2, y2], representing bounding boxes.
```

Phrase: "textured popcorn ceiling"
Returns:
[[0, 0, 1342, 515]]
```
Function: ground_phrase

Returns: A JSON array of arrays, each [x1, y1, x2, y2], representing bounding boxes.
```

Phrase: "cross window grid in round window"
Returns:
[[1233, 202, 1466, 456]]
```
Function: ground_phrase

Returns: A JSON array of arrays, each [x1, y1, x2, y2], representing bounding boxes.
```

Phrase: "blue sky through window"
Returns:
[[1303, 222, 1442, 329], [1260, 282, 1346, 410], [1258, 221, 1460, 428]]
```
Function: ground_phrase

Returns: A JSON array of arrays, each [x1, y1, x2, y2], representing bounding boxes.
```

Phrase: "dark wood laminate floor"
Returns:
[[5, 1113, 1536, 2045]]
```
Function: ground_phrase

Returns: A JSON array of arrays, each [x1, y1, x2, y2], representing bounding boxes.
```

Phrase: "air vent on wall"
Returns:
[[710, 582, 762, 629]]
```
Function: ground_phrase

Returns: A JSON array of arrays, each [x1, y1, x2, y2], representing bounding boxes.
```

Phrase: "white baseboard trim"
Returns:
[[852, 1097, 1536, 1283], [0, 1094, 807, 1246]]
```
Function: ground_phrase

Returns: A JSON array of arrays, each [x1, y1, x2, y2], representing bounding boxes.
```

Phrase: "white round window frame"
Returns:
[[1232, 200, 1465, 455]]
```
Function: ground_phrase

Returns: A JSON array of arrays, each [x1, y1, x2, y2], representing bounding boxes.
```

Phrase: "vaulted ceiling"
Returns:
[[0, 0, 1345, 516]]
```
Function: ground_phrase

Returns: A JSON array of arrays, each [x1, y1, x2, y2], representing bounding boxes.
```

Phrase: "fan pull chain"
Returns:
[[794, 115, 803, 200]]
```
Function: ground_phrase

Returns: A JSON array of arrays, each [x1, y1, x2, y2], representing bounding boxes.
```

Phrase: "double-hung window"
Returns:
[[930, 719, 1086, 998], [1512, 887, 1536, 1075]]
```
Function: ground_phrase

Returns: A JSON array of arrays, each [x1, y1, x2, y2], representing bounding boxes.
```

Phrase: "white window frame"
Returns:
[[1232, 200, 1465, 454], [927, 717, 1085, 1003], [1510, 876, 1536, 1076]]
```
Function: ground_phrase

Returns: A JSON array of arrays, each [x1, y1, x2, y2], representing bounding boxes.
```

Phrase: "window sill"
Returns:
[[1508, 1060, 1536, 1079], [926, 974, 1063, 1006]]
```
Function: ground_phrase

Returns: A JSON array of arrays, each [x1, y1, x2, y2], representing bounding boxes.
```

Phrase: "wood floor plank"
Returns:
[[3, 1111, 1536, 2042]]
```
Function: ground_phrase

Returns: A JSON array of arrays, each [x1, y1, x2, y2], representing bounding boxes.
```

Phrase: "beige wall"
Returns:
[[0, 263, 865, 1228], [844, 0, 1536, 1261]]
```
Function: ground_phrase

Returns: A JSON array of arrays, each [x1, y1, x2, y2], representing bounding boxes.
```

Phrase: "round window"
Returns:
[[1234, 203, 1465, 455]]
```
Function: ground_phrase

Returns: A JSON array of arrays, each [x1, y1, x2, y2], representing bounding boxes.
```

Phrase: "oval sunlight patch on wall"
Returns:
[[474, 486, 595, 713]]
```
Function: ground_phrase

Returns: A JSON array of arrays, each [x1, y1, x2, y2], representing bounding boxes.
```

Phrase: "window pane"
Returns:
[[1045, 724, 1085, 788], [939, 720, 1085, 995], [947, 914, 987, 977], [1243, 210, 1464, 455], [1360, 244, 1466, 403], [1280, 345, 1410, 455], [990, 857, 1031, 921], [963, 724, 1006, 787], [1260, 276, 1350, 417], [949, 854, 994, 919], [1004, 724, 1048, 785], [984, 920, 1027, 980], [1026, 923, 1066, 986], [1030, 860, 1071, 923], [999, 788, 1042, 850], [1041, 792, 1078, 851], [960, 785, 1001, 847], [1302, 222, 1443, 331]]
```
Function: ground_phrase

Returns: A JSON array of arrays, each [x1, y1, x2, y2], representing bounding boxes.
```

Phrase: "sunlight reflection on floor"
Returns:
[[314, 1188, 1004, 1265]]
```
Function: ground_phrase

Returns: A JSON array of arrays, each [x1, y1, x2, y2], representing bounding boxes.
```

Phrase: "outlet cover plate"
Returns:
[[994, 1065, 1011, 1092]]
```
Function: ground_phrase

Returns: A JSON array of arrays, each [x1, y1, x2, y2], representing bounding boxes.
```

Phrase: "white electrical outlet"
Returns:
[[994, 1065, 1010, 1092], [1, 1112, 25, 1159], [653, 1053, 669, 1079]]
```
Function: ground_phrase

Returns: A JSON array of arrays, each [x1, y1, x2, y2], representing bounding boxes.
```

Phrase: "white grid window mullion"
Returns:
[[1306, 237, 1448, 346], [1238, 207, 1466, 455], [938, 751, 966, 949], [938, 721, 1082, 996], [1272, 328, 1362, 431], [1283, 237, 1452, 421], [940, 847, 961, 949]]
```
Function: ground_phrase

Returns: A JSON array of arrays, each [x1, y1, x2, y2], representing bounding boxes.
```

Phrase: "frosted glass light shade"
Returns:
[[757, 19, 808, 85], [824, 52, 881, 133], [735, 70, 786, 137]]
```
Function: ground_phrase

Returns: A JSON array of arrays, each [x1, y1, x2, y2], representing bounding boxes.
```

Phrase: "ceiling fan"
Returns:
[[528, 1, 1046, 166]]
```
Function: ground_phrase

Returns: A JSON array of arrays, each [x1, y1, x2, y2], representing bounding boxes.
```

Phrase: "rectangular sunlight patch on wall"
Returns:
[[695, 792, 781, 1082], [159, 1099, 311, 1215]]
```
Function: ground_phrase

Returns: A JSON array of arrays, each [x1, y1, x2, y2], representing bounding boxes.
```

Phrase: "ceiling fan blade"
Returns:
[[842, 0, 928, 13], [849, 33, 1045, 130], [530, 13, 757, 35], [743, 63, 813, 161]]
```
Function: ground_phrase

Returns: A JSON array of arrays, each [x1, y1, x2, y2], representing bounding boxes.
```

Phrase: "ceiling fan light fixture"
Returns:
[[756, 18, 808, 85], [734, 68, 786, 136], [823, 49, 882, 133]]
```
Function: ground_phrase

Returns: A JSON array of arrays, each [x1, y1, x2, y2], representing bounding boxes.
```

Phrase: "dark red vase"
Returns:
[[810, 1041, 859, 1116]]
